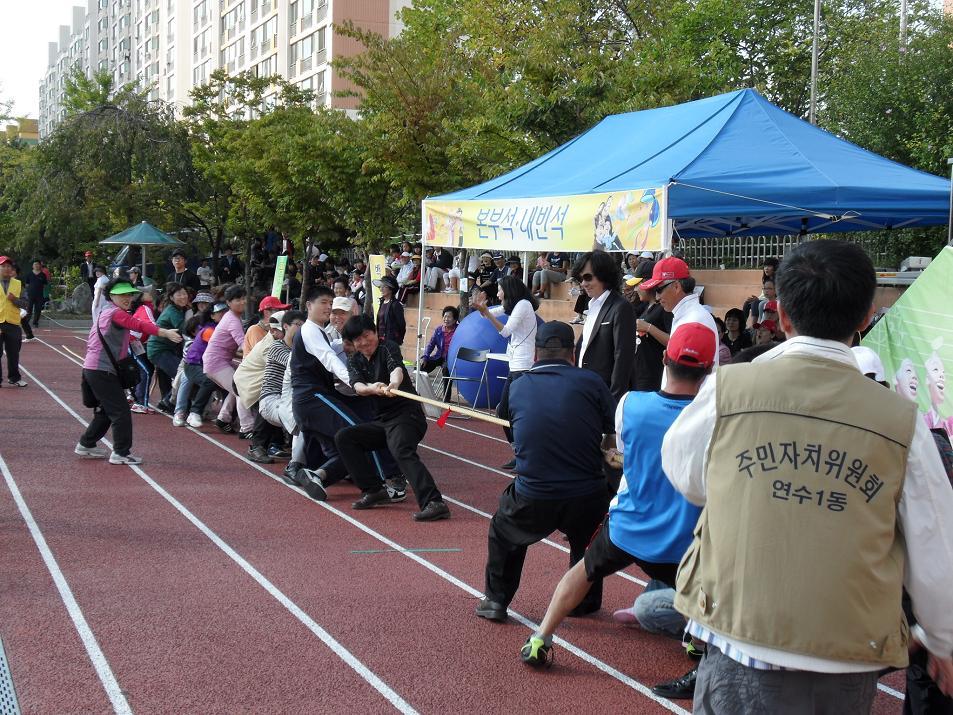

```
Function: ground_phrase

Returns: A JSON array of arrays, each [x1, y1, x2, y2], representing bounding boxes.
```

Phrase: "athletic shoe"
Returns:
[[500, 458, 516, 470], [130, 403, 150, 414], [297, 468, 328, 501], [108, 452, 143, 465], [267, 445, 292, 459], [352, 489, 391, 510], [22, 336, 35, 342], [237, 431, 252, 440], [186, 413, 203, 428], [475, 598, 507, 622], [214, 418, 234, 434], [154, 400, 173, 414], [74, 443, 108, 459], [386, 481, 407, 503], [652, 668, 697, 699], [172, 413, 187, 427], [412, 500, 451, 522], [247, 446, 274, 464], [520, 636, 553, 668], [612, 606, 639, 625], [8, 380, 27, 387]]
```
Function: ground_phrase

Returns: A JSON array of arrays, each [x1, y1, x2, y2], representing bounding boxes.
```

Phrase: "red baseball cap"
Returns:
[[0, 256, 10, 265], [640, 256, 691, 291], [84, 250, 93, 257], [759, 319, 778, 333], [665, 322, 716, 369], [259, 295, 291, 311]]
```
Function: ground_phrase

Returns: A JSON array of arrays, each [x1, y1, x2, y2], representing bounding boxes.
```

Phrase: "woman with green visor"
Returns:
[[75, 276, 182, 465]]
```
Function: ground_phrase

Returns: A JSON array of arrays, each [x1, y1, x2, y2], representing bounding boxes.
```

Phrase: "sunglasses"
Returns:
[[579, 273, 594, 282], [655, 281, 676, 295]]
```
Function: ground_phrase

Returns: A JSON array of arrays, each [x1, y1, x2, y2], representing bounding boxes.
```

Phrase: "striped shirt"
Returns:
[[260, 340, 292, 400]]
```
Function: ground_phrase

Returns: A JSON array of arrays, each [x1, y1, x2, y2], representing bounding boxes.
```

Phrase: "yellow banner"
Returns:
[[423, 187, 668, 253], [368, 254, 388, 306]]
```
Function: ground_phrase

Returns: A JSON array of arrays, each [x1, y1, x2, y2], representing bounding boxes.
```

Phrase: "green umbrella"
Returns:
[[99, 221, 184, 275]]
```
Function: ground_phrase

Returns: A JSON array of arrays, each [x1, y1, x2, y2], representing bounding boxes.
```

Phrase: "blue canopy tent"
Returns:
[[428, 88, 951, 238], [99, 221, 184, 277]]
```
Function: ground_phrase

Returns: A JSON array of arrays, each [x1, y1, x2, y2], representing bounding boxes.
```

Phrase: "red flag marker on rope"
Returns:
[[436, 408, 452, 429]]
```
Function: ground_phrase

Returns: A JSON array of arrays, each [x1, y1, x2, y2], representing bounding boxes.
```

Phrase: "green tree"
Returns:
[[62, 68, 117, 115]]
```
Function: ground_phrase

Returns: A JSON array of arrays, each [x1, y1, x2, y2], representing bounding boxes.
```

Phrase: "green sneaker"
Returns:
[[520, 636, 553, 668]]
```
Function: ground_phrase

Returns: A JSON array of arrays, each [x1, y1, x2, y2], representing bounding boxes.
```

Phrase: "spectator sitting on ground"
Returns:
[[531, 251, 570, 299], [418, 305, 458, 401]]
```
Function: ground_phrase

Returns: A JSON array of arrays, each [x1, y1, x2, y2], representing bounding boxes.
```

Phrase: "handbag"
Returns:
[[96, 321, 141, 390]]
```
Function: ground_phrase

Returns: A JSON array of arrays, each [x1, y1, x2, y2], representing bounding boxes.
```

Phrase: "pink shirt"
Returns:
[[202, 310, 246, 373]]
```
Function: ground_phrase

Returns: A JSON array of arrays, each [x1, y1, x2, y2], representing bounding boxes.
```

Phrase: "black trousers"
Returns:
[[80, 368, 133, 456], [336, 410, 442, 509], [294, 391, 397, 483], [484, 481, 609, 609], [0, 322, 22, 382], [420, 356, 451, 401], [250, 405, 285, 449], [28, 296, 43, 326], [183, 363, 216, 415]]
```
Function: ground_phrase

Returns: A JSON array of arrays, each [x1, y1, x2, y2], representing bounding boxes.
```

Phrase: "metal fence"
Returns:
[[677, 234, 913, 269]]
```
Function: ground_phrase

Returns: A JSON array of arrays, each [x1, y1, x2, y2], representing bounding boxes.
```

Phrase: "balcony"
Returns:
[[250, 43, 258, 59], [314, 47, 327, 66], [316, 2, 328, 23]]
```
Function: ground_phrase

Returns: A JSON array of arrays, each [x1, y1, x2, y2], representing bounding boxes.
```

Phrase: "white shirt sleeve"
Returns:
[[301, 322, 351, 386], [498, 301, 532, 339], [661, 374, 717, 506], [899, 420, 953, 657], [614, 396, 627, 452]]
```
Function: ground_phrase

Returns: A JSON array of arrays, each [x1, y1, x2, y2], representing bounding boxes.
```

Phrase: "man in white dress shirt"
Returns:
[[661, 240, 953, 712]]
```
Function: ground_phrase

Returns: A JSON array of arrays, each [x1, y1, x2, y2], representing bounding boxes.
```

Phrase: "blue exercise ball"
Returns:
[[446, 311, 543, 409]]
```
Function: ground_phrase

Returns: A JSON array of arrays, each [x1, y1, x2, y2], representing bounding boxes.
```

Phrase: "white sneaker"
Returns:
[[186, 413, 203, 428], [109, 452, 143, 465], [74, 443, 108, 459], [172, 412, 187, 427]]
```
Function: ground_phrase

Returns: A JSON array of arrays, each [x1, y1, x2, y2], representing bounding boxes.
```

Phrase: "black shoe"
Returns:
[[652, 668, 697, 700], [297, 468, 328, 501], [281, 461, 303, 484], [155, 400, 173, 414], [352, 489, 390, 510], [214, 418, 234, 434], [247, 446, 274, 464], [475, 598, 507, 622], [385, 478, 407, 503], [237, 431, 252, 440], [500, 458, 516, 470], [413, 500, 450, 522]]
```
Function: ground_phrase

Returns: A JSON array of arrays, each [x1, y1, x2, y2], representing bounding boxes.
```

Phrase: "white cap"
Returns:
[[851, 346, 886, 382], [318, 253, 329, 262], [268, 310, 286, 327], [640, 251, 654, 259], [401, 251, 412, 257], [331, 296, 352, 312]]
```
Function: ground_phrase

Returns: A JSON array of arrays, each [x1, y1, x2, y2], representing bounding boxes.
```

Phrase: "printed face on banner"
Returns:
[[423, 187, 668, 253], [862, 246, 953, 440]]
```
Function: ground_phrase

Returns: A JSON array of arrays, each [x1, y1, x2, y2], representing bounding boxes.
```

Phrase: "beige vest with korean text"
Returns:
[[675, 354, 918, 667]]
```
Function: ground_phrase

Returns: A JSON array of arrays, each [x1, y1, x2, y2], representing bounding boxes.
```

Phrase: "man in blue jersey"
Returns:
[[520, 322, 715, 668]]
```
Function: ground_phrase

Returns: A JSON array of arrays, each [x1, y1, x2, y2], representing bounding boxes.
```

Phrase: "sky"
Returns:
[[1, 0, 88, 119]]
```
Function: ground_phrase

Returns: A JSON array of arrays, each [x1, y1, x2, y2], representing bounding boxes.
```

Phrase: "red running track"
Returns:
[[0, 327, 906, 713]]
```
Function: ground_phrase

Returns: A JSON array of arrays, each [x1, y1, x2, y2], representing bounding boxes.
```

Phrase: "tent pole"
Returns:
[[809, 0, 820, 125], [522, 251, 529, 286], [142, 246, 146, 279], [415, 222, 427, 393], [948, 158, 953, 247]]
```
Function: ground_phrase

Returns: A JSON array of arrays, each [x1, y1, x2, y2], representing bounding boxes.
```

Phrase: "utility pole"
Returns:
[[809, 0, 821, 124]]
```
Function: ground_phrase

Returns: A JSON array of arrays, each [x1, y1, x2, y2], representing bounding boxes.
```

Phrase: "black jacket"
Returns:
[[576, 291, 636, 404], [377, 299, 406, 345], [430, 249, 453, 271]]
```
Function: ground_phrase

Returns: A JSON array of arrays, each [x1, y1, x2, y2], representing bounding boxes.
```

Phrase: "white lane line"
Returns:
[[30, 338, 902, 703], [22, 358, 689, 713], [426, 418, 509, 444], [0, 454, 133, 715], [19, 366, 418, 715]]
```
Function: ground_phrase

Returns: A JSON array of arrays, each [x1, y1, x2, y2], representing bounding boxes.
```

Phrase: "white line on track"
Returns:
[[19, 365, 419, 715], [0, 453, 133, 715], [22, 355, 689, 713], [29, 338, 905, 704], [425, 417, 510, 444]]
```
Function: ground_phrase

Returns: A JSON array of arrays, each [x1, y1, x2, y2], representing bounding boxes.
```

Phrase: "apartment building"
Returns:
[[39, 0, 411, 138]]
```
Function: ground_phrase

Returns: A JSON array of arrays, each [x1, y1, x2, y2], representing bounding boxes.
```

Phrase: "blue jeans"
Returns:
[[174, 369, 191, 415], [132, 354, 153, 406], [633, 580, 686, 638]]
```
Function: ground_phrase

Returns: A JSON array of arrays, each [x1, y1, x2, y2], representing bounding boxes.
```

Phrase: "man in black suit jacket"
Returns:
[[80, 252, 97, 291], [573, 250, 636, 404], [218, 246, 243, 284]]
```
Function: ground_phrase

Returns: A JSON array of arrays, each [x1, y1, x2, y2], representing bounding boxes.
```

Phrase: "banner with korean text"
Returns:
[[368, 254, 388, 307], [862, 245, 953, 440], [422, 187, 669, 253]]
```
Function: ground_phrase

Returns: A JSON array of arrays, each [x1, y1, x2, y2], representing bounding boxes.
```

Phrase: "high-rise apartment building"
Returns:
[[39, 0, 411, 138]]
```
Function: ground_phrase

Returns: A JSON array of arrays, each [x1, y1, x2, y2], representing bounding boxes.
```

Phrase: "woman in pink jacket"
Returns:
[[202, 284, 252, 435]]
